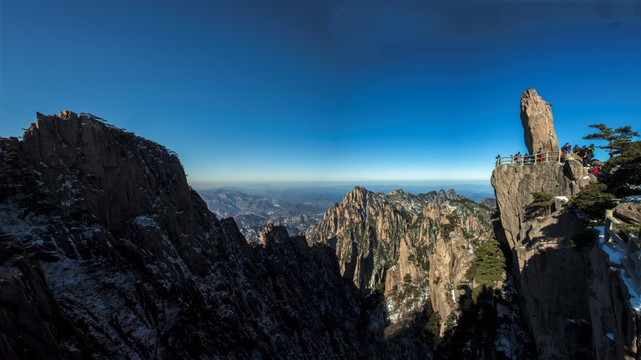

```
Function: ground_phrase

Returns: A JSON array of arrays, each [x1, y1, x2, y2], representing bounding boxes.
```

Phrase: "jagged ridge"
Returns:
[[307, 185, 534, 358], [0, 111, 372, 359]]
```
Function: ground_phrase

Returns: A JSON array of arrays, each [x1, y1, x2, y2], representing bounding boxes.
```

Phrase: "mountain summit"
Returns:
[[0, 111, 373, 359]]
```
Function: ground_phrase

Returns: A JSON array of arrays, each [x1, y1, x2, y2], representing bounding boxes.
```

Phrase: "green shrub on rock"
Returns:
[[529, 192, 554, 216], [464, 239, 506, 290], [571, 182, 615, 220]]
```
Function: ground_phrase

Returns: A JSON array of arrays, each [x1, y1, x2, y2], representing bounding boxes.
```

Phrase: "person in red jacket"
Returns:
[[537, 148, 544, 162]]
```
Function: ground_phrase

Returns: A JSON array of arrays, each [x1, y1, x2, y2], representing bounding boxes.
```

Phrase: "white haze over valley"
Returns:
[[194, 180, 495, 203]]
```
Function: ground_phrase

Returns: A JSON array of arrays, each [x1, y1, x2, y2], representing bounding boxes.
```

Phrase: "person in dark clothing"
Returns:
[[537, 148, 544, 162], [585, 148, 593, 166], [561, 143, 572, 163], [578, 146, 589, 166], [573, 145, 580, 153]]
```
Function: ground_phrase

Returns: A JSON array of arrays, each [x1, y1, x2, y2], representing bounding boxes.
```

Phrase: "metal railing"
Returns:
[[495, 151, 562, 167], [604, 209, 641, 269], [604, 209, 622, 245]]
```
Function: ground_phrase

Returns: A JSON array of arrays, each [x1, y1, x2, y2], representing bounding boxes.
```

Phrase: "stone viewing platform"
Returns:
[[495, 151, 562, 166]]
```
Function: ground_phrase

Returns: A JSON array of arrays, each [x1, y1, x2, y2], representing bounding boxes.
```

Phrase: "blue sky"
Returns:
[[2, 0, 640, 186]]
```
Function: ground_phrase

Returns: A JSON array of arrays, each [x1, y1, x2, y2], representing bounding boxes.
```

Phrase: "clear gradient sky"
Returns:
[[2, 0, 640, 186]]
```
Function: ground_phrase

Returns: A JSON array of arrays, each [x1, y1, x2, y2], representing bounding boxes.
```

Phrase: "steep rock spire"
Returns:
[[520, 88, 559, 154]]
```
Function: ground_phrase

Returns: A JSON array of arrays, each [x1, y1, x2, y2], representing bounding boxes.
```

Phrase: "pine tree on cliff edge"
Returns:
[[583, 123, 639, 160], [581, 123, 640, 194]]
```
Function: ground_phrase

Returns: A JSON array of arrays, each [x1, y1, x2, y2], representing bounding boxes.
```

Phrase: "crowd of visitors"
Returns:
[[497, 142, 599, 169], [562, 142, 595, 166]]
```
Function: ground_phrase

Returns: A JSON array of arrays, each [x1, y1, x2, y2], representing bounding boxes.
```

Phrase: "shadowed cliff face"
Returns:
[[491, 161, 590, 260], [491, 161, 594, 358], [588, 234, 641, 360], [490, 158, 641, 359], [22, 111, 195, 234], [490, 88, 641, 359], [0, 112, 374, 359]]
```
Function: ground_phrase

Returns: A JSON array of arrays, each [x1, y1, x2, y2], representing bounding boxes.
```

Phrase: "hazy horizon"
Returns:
[[193, 179, 496, 203], [192, 179, 491, 189]]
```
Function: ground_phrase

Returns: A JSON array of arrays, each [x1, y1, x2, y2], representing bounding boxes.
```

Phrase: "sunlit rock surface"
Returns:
[[520, 88, 559, 154], [308, 186, 534, 358]]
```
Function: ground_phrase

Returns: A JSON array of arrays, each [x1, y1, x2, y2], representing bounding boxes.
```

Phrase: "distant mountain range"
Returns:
[[197, 189, 334, 240], [198, 185, 495, 241]]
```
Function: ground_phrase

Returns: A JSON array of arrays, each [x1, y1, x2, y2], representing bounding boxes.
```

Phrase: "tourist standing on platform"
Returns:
[[537, 148, 544, 162]]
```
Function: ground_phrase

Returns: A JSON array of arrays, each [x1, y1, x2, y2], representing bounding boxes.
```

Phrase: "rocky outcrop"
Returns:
[[491, 160, 589, 254], [493, 89, 641, 359], [419, 201, 493, 327], [588, 234, 641, 360], [0, 111, 377, 359], [590, 203, 641, 360], [614, 202, 641, 225], [492, 144, 596, 359], [480, 197, 497, 209], [307, 186, 534, 358], [307, 187, 463, 293], [520, 89, 559, 154]]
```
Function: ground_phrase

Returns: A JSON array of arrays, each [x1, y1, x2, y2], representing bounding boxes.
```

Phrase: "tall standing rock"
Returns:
[[520, 88, 559, 154], [493, 90, 618, 358]]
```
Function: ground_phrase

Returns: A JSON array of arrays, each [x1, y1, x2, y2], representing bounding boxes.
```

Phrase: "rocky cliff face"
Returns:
[[13, 106, 632, 359], [491, 159, 641, 359], [588, 231, 641, 360], [416, 199, 494, 330], [307, 186, 534, 358], [307, 187, 436, 345], [0, 112, 378, 359], [306, 187, 461, 294], [493, 89, 641, 359], [492, 152, 597, 359], [491, 160, 590, 256], [520, 89, 559, 154]]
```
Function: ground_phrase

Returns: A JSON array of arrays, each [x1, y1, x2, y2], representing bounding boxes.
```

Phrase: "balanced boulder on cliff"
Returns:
[[520, 88, 559, 154]]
